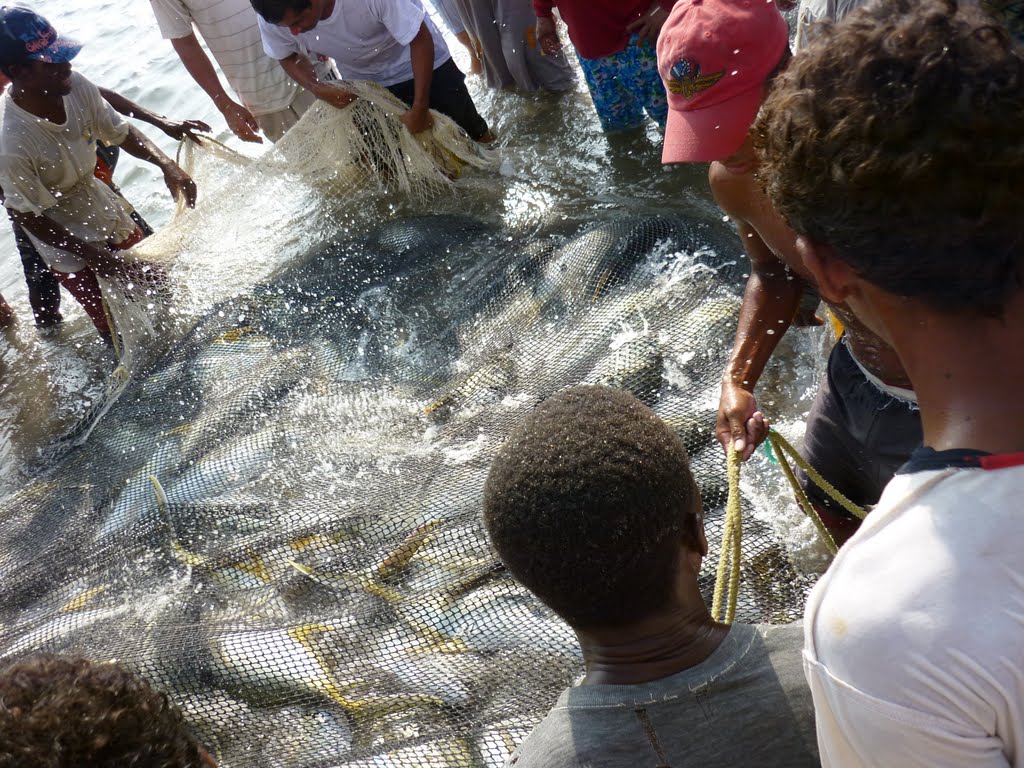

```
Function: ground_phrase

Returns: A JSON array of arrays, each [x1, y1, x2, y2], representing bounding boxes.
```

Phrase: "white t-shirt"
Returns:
[[258, 0, 449, 87], [0, 72, 138, 273], [150, 0, 300, 116], [804, 448, 1024, 767], [793, 0, 869, 50]]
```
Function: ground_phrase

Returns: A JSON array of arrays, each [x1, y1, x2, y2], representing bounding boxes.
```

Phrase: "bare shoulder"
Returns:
[[708, 161, 759, 220]]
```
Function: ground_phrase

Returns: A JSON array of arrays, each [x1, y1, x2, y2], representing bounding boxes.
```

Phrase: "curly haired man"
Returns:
[[0, 655, 215, 767], [756, 0, 1024, 764]]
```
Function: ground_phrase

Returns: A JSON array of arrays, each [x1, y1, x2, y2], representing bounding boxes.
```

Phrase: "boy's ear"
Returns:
[[796, 236, 858, 305]]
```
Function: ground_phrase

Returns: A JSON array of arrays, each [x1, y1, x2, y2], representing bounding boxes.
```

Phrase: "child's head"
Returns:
[[756, 0, 1024, 317], [484, 385, 703, 630], [0, 655, 213, 768]]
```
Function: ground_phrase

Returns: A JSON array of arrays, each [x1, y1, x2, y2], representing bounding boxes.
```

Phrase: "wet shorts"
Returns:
[[576, 34, 667, 133], [387, 57, 490, 142], [798, 339, 923, 517]]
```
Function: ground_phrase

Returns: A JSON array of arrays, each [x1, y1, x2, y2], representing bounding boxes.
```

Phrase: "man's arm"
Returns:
[[98, 86, 210, 142], [400, 22, 435, 135], [117, 125, 198, 207], [9, 210, 131, 278], [713, 173, 805, 460], [170, 33, 262, 143], [278, 53, 356, 110]]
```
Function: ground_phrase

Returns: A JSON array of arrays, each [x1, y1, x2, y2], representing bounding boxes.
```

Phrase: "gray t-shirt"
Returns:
[[508, 623, 819, 768]]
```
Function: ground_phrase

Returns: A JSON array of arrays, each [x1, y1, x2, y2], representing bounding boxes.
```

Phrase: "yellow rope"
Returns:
[[767, 430, 867, 521], [768, 432, 838, 556], [711, 446, 743, 624], [712, 426, 871, 620]]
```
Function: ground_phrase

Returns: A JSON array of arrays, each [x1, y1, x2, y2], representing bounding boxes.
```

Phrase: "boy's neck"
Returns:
[[575, 600, 730, 686], [892, 292, 1024, 455]]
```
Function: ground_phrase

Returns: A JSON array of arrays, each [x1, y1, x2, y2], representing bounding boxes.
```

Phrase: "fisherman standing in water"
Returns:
[[149, 0, 327, 143], [250, 0, 494, 142], [0, 68, 207, 331], [657, 0, 922, 545], [0, 7, 198, 344]]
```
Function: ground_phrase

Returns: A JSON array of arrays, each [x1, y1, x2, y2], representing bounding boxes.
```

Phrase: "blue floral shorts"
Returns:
[[577, 35, 668, 132]]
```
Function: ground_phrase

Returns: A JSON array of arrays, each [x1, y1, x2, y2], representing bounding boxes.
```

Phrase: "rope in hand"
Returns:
[[711, 445, 742, 624]]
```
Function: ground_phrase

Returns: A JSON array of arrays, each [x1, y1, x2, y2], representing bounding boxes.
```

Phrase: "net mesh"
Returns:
[[0, 100, 824, 767]]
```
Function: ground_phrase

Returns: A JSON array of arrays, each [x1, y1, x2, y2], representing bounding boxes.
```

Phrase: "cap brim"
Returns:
[[661, 84, 764, 164], [33, 36, 82, 64]]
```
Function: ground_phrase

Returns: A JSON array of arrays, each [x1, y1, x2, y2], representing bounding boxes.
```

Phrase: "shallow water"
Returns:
[[0, 3, 827, 551]]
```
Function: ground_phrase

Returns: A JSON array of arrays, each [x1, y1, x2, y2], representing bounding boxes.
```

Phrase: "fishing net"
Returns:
[[0, 110, 826, 765]]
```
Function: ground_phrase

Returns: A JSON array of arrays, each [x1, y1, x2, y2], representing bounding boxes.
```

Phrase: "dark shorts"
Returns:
[[386, 57, 490, 141], [798, 340, 923, 517]]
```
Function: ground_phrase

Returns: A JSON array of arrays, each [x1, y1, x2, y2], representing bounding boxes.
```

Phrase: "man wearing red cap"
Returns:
[[534, 0, 675, 133], [657, 0, 922, 546]]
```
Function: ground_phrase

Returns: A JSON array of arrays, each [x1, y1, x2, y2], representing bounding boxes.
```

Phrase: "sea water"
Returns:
[[0, 0, 829, 567]]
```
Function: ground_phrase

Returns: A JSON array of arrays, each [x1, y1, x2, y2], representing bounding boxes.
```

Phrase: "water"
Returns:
[[0, 5, 828, 557], [0, 7, 836, 764]]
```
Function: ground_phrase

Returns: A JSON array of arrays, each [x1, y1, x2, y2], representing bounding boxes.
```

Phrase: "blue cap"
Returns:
[[0, 6, 81, 65]]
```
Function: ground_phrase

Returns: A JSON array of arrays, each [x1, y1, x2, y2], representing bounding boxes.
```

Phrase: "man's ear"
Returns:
[[796, 235, 859, 305]]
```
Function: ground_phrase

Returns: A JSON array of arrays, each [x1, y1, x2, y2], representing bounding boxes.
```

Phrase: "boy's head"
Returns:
[[756, 0, 1024, 318], [250, 0, 321, 32], [483, 386, 703, 630], [0, 655, 212, 768], [657, 0, 789, 164], [0, 6, 80, 84]]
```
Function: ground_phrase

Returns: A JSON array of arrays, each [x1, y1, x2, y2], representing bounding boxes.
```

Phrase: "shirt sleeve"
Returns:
[[0, 152, 58, 216], [375, 0, 427, 46], [78, 74, 130, 146], [533, 0, 555, 19], [257, 15, 302, 60], [149, 0, 195, 40]]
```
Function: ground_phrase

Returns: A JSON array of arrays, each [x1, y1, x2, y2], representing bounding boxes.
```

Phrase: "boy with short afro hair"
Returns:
[[0, 654, 214, 767], [484, 385, 818, 767], [755, 0, 1024, 763]]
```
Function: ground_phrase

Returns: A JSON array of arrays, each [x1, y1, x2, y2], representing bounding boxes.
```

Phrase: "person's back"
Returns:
[[509, 622, 815, 767], [754, 0, 1024, 763], [483, 385, 818, 767]]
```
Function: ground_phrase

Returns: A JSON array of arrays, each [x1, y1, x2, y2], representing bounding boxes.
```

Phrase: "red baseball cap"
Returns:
[[658, 0, 789, 164]]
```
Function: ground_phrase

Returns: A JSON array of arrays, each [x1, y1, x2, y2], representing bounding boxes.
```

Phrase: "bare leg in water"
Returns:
[[0, 293, 14, 328], [455, 31, 483, 75]]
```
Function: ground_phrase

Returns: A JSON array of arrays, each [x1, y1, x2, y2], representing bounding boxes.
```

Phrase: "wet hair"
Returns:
[[483, 385, 700, 629], [249, 0, 312, 24], [755, 0, 1024, 315], [0, 655, 207, 768]]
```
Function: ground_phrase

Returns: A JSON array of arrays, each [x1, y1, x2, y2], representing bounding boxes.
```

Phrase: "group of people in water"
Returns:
[[1, 0, 1023, 765]]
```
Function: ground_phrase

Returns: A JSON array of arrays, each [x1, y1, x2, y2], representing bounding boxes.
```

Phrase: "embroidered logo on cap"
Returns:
[[667, 59, 725, 99]]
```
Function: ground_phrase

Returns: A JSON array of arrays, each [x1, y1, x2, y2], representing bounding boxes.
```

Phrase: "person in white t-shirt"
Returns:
[[250, 0, 494, 141], [0, 7, 197, 343], [150, 0, 326, 142], [755, 0, 1024, 764]]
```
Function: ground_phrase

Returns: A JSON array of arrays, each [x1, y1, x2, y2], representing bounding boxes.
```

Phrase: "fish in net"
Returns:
[[0, 208, 828, 766]]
